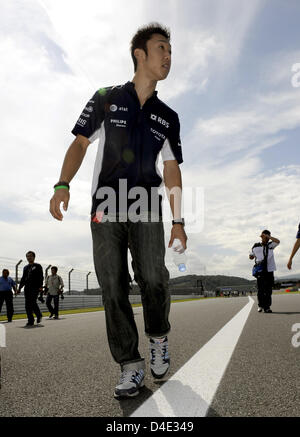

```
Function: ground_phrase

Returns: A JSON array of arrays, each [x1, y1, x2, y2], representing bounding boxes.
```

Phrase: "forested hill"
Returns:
[[169, 274, 255, 289]]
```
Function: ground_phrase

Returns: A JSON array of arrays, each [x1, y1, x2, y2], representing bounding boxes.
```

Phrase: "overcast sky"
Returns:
[[1, 0, 300, 281]]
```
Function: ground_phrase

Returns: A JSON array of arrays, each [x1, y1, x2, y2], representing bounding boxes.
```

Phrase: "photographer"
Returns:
[[45, 266, 64, 320], [249, 230, 280, 313]]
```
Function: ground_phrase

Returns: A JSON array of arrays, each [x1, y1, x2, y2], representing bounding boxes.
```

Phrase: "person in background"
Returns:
[[0, 269, 17, 322], [249, 230, 280, 313], [287, 223, 300, 270], [18, 251, 44, 327], [45, 266, 64, 319]]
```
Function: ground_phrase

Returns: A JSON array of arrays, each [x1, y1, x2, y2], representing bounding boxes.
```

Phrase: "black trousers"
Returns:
[[0, 291, 14, 321], [91, 217, 170, 365], [257, 271, 274, 310], [24, 289, 42, 324], [46, 294, 59, 316]]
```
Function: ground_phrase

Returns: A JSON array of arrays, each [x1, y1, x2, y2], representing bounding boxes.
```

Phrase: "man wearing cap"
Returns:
[[249, 230, 280, 313]]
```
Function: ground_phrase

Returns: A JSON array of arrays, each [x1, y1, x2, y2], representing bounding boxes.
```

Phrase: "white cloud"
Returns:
[[2, 0, 300, 285]]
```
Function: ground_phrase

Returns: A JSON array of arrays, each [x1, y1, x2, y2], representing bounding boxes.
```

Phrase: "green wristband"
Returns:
[[54, 185, 69, 192]]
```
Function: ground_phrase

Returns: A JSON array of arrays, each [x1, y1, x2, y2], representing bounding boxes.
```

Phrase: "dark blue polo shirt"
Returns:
[[0, 276, 15, 292], [72, 81, 183, 216]]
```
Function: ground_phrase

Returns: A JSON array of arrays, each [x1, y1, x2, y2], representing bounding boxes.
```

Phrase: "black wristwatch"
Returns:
[[172, 218, 185, 226]]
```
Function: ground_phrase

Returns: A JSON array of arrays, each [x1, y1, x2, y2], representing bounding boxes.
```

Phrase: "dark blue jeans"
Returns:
[[24, 289, 42, 324], [46, 294, 59, 316], [257, 271, 274, 310], [91, 217, 170, 365], [0, 291, 14, 321]]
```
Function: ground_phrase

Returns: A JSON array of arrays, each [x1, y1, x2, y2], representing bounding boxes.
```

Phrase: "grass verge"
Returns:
[[0, 297, 206, 322]]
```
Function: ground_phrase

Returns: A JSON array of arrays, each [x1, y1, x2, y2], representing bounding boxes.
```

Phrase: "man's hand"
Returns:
[[50, 189, 70, 221], [249, 254, 255, 260], [287, 259, 292, 270], [168, 224, 187, 250]]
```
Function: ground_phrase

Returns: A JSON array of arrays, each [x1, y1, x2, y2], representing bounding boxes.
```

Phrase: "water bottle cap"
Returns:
[[178, 263, 186, 272]]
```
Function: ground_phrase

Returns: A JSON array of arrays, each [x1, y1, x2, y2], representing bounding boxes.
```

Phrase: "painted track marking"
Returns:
[[131, 297, 254, 417]]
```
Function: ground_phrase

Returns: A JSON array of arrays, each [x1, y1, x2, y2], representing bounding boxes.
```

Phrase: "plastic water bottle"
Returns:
[[172, 239, 187, 272]]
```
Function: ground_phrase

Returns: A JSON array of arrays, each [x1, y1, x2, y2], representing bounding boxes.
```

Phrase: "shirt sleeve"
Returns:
[[296, 223, 300, 239], [71, 88, 107, 143], [37, 265, 44, 287], [58, 276, 64, 287], [19, 266, 26, 288], [164, 114, 183, 164], [269, 241, 279, 249]]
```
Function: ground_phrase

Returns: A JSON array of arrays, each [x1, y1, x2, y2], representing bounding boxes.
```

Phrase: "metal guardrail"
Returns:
[[0, 294, 205, 316], [0, 257, 100, 293]]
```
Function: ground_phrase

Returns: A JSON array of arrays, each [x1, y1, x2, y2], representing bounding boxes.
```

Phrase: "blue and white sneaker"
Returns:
[[150, 336, 170, 379], [114, 361, 145, 399]]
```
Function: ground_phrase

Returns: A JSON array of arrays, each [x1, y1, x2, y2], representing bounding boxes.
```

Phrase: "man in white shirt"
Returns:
[[45, 266, 64, 319], [249, 230, 280, 313]]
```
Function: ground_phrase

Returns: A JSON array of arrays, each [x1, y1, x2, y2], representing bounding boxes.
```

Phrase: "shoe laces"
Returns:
[[150, 338, 168, 365], [119, 369, 142, 384]]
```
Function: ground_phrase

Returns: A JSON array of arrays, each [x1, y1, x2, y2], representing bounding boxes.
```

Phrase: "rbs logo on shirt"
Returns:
[[150, 114, 169, 129]]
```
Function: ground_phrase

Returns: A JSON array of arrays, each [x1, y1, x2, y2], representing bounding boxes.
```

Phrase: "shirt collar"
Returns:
[[124, 81, 158, 99]]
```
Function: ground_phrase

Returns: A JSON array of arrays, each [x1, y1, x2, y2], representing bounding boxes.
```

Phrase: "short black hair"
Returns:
[[51, 266, 58, 273], [130, 23, 170, 72], [26, 251, 36, 257], [262, 230, 271, 235], [2, 269, 9, 274]]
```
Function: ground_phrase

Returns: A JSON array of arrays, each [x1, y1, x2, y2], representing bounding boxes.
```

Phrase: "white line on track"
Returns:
[[131, 296, 254, 417]]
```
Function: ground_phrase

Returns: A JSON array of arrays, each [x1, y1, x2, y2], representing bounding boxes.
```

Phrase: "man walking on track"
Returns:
[[49, 23, 187, 399], [45, 266, 64, 320], [249, 230, 280, 313], [18, 251, 44, 327], [0, 269, 17, 322]]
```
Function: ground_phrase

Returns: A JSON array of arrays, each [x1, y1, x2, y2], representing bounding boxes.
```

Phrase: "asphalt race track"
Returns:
[[0, 294, 299, 417]]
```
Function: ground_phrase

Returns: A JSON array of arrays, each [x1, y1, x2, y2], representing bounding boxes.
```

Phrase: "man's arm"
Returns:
[[267, 235, 280, 245], [37, 265, 44, 290], [11, 279, 17, 295], [49, 134, 90, 221], [163, 160, 187, 250], [287, 239, 300, 270], [18, 267, 26, 292]]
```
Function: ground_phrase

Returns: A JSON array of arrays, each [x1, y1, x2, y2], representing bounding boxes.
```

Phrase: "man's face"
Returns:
[[26, 252, 35, 264], [2, 270, 9, 279], [260, 233, 270, 244], [138, 33, 172, 81], [51, 268, 57, 275]]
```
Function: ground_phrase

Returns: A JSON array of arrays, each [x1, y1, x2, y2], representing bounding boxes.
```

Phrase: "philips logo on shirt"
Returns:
[[150, 114, 169, 129], [110, 119, 127, 128]]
